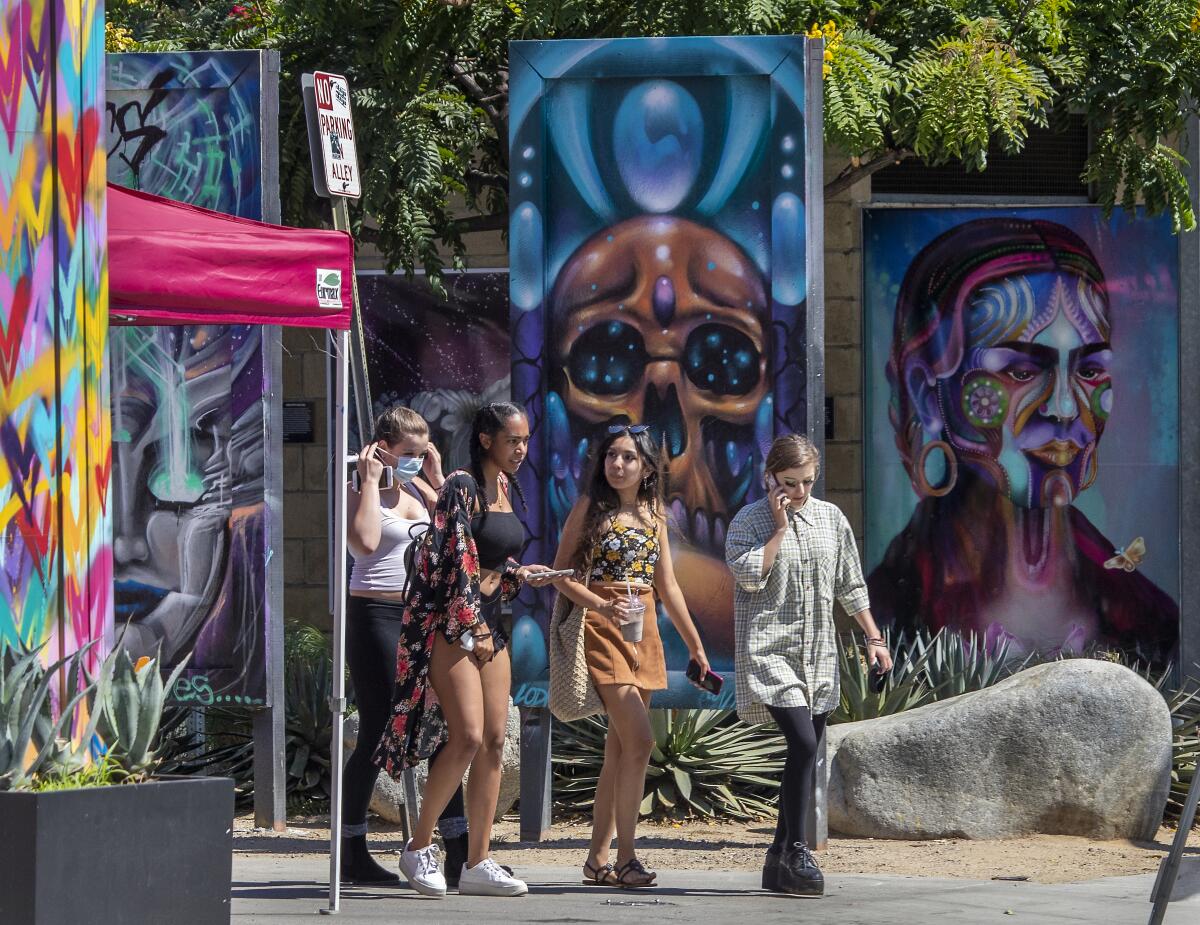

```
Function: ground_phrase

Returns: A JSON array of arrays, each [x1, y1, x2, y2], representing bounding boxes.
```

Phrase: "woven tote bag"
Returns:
[[548, 586, 605, 722]]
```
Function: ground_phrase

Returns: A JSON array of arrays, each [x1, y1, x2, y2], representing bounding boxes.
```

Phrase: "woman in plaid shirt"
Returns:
[[725, 434, 893, 896]]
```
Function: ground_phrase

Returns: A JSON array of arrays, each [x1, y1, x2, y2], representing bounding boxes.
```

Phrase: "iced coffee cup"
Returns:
[[620, 593, 646, 643]]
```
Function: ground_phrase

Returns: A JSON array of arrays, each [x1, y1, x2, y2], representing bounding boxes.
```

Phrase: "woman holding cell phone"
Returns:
[[373, 402, 557, 898], [725, 434, 892, 897], [552, 424, 711, 889]]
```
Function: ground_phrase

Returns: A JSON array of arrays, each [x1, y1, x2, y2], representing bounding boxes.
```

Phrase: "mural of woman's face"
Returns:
[[942, 270, 1113, 507]]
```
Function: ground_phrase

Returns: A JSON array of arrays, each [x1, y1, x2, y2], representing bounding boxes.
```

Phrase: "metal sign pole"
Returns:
[[302, 70, 368, 916], [321, 328, 351, 916], [328, 200, 372, 441]]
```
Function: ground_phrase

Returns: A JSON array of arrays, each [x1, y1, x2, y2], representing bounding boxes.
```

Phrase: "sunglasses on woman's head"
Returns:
[[608, 424, 650, 435]]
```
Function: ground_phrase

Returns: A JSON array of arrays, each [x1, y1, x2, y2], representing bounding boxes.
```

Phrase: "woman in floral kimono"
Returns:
[[374, 402, 556, 898]]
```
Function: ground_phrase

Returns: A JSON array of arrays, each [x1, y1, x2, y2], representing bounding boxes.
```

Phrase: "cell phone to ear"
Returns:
[[686, 659, 724, 695], [351, 465, 394, 492]]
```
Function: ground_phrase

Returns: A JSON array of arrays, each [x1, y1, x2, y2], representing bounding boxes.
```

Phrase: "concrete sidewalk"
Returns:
[[232, 853, 1200, 924]]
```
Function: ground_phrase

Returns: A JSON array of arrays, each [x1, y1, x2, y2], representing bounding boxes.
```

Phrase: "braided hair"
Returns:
[[468, 401, 529, 512]]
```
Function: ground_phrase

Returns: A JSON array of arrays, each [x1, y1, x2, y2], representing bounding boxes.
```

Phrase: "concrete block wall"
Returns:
[[280, 148, 872, 624]]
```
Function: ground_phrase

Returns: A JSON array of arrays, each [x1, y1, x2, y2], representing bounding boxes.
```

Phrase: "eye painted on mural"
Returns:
[[567, 321, 650, 395], [683, 324, 761, 395]]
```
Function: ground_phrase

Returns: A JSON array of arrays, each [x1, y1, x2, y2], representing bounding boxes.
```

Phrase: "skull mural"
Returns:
[[551, 215, 768, 546], [509, 38, 818, 695]]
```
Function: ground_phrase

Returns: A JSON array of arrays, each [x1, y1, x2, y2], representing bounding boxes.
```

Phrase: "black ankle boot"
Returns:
[[341, 834, 400, 884], [443, 833, 469, 889], [778, 842, 824, 896], [762, 846, 783, 891]]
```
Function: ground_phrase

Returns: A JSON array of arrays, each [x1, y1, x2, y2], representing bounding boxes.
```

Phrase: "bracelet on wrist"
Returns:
[[471, 631, 493, 639]]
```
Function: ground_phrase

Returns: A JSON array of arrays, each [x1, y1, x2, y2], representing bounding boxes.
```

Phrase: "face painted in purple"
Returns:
[[941, 271, 1113, 507]]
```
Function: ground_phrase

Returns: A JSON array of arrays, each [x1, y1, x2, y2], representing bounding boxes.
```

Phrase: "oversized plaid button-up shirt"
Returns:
[[725, 496, 871, 724]]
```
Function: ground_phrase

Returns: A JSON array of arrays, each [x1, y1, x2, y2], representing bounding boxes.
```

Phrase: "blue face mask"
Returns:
[[393, 456, 424, 483]]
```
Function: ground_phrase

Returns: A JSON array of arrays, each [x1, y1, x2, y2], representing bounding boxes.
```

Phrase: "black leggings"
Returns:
[[343, 597, 465, 831], [766, 705, 828, 851]]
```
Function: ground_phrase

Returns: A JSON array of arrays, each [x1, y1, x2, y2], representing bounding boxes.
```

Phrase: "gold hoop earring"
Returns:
[[915, 440, 958, 498]]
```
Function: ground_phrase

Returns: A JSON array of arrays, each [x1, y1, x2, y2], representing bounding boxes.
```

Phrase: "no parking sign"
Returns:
[[309, 70, 360, 198]]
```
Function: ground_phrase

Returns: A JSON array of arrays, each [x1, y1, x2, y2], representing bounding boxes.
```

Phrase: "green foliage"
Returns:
[[108, 0, 1200, 274], [833, 626, 1031, 724], [29, 754, 124, 792], [165, 621, 334, 803], [1, 643, 99, 790], [896, 19, 1057, 171], [554, 709, 786, 820], [96, 648, 190, 779]]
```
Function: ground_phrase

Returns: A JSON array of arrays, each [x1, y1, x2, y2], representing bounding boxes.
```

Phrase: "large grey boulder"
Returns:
[[827, 659, 1172, 840], [342, 698, 521, 825]]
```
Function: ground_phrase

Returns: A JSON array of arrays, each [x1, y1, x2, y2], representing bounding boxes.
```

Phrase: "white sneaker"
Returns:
[[399, 840, 447, 897], [457, 857, 528, 896]]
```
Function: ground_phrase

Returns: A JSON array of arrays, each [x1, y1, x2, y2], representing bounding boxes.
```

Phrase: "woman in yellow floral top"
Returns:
[[553, 425, 710, 889]]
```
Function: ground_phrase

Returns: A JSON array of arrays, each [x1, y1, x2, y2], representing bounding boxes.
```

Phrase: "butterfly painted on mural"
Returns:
[[1104, 537, 1146, 573]]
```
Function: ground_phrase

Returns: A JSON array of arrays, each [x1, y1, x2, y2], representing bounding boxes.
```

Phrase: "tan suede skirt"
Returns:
[[583, 583, 667, 691]]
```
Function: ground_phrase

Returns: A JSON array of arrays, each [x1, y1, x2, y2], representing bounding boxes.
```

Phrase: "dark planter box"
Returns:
[[0, 776, 234, 925]]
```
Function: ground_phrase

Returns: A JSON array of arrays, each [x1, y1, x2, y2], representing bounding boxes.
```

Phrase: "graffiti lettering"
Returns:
[[172, 674, 215, 706], [512, 682, 549, 708]]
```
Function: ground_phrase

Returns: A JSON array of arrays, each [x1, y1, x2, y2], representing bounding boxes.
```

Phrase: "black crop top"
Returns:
[[471, 510, 525, 571]]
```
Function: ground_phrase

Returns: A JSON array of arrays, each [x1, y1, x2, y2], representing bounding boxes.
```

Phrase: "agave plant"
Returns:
[[158, 621, 334, 801], [96, 648, 189, 779], [1, 642, 98, 790], [554, 709, 786, 820]]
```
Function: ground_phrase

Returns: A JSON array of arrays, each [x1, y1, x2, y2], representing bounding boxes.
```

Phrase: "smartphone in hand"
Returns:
[[351, 466, 394, 492], [686, 659, 724, 694]]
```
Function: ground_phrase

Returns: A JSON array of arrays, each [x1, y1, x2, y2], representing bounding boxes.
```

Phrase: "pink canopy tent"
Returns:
[[106, 182, 359, 909], [107, 183, 353, 328]]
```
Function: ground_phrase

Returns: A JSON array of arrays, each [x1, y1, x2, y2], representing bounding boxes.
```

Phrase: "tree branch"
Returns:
[[448, 60, 509, 166], [448, 212, 506, 235], [465, 168, 507, 195], [824, 148, 916, 198]]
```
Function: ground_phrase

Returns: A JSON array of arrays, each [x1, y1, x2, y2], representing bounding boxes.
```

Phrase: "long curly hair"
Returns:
[[569, 427, 668, 574], [468, 401, 528, 512]]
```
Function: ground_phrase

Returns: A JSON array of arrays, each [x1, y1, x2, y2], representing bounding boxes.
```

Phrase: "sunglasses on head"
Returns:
[[608, 424, 650, 435]]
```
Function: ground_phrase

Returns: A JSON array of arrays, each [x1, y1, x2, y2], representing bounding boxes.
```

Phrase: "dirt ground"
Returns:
[[233, 812, 1200, 884]]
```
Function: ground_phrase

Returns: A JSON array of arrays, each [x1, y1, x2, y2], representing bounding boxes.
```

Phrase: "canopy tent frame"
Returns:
[[106, 181, 356, 911]]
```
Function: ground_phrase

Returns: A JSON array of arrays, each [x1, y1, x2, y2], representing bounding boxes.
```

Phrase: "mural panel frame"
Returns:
[[508, 37, 825, 708], [861, 204, 1182, 666], [106, 50, 282, 707]]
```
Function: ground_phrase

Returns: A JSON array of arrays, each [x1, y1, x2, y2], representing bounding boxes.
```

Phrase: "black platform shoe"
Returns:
[[778, 841, 824, 896], [762, 846, 783, 891], [341, 834, 400, 884]]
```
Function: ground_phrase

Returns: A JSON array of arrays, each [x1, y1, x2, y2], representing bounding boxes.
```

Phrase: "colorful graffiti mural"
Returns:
[[106, 51, 272, 703], [360, 271, 511, 473], [863, 208, 1180, 664], [1, 0, 111, 675], [509, 37, 819, 707]]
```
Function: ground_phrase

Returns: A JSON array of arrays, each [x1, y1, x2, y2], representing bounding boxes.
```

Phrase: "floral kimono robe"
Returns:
[[372, 470, 522, 775]]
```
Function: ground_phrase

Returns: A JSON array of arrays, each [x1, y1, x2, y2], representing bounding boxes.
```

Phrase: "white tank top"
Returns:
[[349, 487, 429, 593]]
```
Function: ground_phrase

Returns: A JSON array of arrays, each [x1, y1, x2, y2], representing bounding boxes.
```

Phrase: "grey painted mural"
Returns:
[[107, 51, 274, 704]]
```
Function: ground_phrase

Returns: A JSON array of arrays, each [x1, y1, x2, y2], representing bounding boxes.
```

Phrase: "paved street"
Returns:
[[233, 854, 1200, 924]]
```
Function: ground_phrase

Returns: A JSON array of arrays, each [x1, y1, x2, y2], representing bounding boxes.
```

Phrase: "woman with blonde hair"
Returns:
[[552, 423, 711, 889], [725, 434, 892, 896]]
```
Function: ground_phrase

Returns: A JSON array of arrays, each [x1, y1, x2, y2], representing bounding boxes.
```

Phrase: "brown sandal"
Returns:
[[582, 860, 618, 886], [615, 858, 656, 889]]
